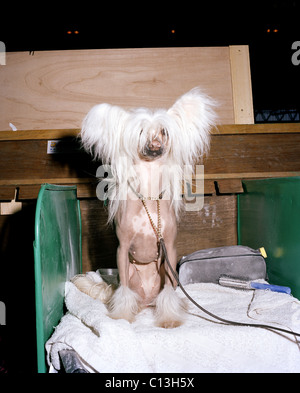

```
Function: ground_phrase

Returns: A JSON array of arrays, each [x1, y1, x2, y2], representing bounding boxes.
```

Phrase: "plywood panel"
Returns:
[[0, 47, 235, 131]]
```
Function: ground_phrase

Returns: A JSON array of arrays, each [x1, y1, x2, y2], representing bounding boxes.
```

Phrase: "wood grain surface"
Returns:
[[0, 47, 237, 131]]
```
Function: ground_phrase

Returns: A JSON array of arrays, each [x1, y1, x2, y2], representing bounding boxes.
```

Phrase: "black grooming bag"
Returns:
[[178, 245, 267, 285]]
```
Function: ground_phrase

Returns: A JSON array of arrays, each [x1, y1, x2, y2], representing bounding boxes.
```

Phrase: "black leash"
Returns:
[[138, 195, 300, 340]]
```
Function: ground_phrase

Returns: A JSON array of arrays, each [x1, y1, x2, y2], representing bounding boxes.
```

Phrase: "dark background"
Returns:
[[0, 0, 299, 374], [1, 1, 300, 114]]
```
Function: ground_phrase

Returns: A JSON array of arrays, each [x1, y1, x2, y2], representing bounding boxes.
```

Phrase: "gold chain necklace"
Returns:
[[127, 181, 163, 241], [141, 198, 162, 241]]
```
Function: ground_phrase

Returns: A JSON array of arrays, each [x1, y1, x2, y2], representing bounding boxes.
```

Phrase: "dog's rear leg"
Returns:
[[107, 245, 141, 322], [155, 243, 187, 328]]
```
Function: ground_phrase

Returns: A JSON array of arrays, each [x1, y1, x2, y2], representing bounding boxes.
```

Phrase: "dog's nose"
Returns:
[[148, 139, 161, 150]]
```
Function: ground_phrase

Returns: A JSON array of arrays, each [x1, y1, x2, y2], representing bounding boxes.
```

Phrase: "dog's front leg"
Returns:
[[107, 245, 141, 322], [155, 241, 187, 328], [116, 244, 130, 286]]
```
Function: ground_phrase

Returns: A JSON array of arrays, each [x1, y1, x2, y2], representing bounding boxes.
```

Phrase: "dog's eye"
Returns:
[[161, 129, 165, 136]]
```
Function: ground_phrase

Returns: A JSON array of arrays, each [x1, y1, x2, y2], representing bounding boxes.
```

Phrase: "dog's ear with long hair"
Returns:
[[167, 88, 217, 165], [80, 103, 129, 163]]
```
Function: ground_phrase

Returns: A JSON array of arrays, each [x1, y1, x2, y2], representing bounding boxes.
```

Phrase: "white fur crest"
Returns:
[[81, 88, 217, 223], [71, 274, 113, 304]]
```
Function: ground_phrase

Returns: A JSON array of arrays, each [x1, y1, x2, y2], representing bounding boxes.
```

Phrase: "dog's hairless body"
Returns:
[[116, 156, 178, 308]]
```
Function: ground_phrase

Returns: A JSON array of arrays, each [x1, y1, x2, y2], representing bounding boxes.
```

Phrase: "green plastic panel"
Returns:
[[34, 184, 82, 373], [238, 177, 300, 300]]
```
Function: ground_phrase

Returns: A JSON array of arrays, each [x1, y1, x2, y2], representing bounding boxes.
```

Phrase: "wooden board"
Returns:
[[177, 195, 237, 257], [2, 123, 300, 142], [80, 200, 118, 272], [0, 47, 238, 131], [229, 46, 254, 124], [1, 125, 299, 274], [204, 133, 300, 175], [80, 195, 237, 272], [1, 125, 300, 200]]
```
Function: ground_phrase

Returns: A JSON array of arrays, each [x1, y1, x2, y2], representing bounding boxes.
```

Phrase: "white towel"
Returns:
[[46, 278, 300, 373]]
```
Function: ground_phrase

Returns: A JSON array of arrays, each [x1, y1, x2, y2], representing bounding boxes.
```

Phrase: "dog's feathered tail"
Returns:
[[71, 273, 114, 304]]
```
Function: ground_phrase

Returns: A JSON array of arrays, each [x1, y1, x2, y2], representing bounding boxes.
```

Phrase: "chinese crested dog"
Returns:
[[73, 88, 216, 328]]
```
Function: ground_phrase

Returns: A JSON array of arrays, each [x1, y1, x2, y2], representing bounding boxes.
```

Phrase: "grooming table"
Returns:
[[46, 276, 300, 373], [34, 184, 300, 373]]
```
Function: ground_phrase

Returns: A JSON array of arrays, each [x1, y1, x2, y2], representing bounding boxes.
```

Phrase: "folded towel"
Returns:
[[46, 276, 300, 373]]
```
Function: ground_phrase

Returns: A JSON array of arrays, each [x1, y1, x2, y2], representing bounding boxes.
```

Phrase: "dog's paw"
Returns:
[[157, 319, 183, 329], [155, 286, 188, 328], [107, 285, 142, 323]]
